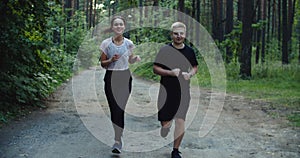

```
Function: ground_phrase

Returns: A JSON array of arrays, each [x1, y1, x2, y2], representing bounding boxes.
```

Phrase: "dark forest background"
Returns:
[[0, 0, 299, 125]]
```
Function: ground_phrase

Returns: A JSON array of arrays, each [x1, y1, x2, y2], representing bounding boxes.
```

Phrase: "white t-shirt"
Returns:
[[100, 37, 134, 70]]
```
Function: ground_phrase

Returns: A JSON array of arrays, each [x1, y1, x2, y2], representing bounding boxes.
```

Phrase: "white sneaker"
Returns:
[[112, 141, 122, 154]]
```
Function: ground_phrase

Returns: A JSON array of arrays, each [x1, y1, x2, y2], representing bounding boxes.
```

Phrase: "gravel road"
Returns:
[[0, 68, 299, 158]]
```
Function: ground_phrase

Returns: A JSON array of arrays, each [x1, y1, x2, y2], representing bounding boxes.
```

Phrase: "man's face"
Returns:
[[171, 27, 186, 45]]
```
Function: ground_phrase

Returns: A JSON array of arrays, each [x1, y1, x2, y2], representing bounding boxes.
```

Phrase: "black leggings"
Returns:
[[104, 70, 132, 141]]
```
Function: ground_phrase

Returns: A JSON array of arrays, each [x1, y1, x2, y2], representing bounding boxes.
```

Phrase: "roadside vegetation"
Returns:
[[131, 34, 300, 127], [1, 1, 299, 128]]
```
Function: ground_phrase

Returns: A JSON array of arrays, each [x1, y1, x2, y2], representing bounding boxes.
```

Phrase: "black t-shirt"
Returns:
[[154, 43, 198, 86]]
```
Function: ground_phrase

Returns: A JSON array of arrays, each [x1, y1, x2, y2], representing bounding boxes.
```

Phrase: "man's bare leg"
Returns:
[[160, 120, 172, 137], [173, 118, 185, 149], [161, 121, 172, 127]]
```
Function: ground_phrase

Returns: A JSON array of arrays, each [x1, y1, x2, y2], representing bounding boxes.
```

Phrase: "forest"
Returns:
[[0, 0, 299, 125]]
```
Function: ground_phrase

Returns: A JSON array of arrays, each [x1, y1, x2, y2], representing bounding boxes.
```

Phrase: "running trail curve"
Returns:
[[0, 68, 299, 158]]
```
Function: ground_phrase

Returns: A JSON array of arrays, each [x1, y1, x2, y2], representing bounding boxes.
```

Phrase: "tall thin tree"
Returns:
[[288, 0, 296, 55], [240, 0, 254, 78], [238, 0, 243, 21], [282, 0, 289, 64], [225, 0, 233, 63], [178, 0, 185, 21], [261, 0, 266, 63], [255, 0, 262, 64], [278, 0, 281, 49], [212, 0, 224, 42]]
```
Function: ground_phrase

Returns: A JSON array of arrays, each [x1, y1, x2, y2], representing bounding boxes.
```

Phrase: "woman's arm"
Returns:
[[100, 52, 119, 68], [128, 54, 141, 64]]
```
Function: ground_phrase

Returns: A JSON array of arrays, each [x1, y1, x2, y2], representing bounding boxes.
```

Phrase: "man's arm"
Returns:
[[182, 65, 198, 80], [189, 66, 198, 77], [153, 64, 180, 77]]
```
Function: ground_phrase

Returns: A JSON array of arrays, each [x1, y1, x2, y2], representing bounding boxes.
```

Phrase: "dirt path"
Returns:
[[0, 68, 299, 158]]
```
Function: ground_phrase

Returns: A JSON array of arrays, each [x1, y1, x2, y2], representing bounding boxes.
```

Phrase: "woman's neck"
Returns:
[[112, 35, 124, 45], [113, 35, 123, 42]]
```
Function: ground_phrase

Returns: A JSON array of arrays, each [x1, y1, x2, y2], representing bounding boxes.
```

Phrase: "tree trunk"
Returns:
[[261, 0, 266, 63], [278, 0, 281, 42], [192, 0, 196, 19], [85, 0, 89, 29], [93, 0, 97, 27], [153, 0, 159, 26], [195, 0, 201, 47], [139, 0, 143, 26], [238, 0, 243, 21], [196, 0, 200, 22], [65, 0, 72, 22], [89, 0, 93, 28], [288, 0, 295, 56], [272, 0, 276, 37], [299, 38, 300, 64], [112, 0, 118, 15], [178, 0, 185, 21], [206, 0, 211, 31], [212, 0, 224, 42], [240, 0, 254, 79], [267, 0, 271, 42], [63, 0, 67, 50], [225, 0, 233, 63], [255, 0, 261, 64], [282, 0, 289, 64], [75, 0, 79, 27]]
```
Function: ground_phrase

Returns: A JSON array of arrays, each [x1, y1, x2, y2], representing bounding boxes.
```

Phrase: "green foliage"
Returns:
[[130, 28, 170, 45], [0, 1, 85, 123], [159, 0, 177, 9], [115, 0, 138, 12], [74, 33, 100, 70], [0, 0, 298, 127], [193, 59, 211, 87], [220, 21, 242, 63], [225, 61, 241, 80], [133, 62, 159, 81], [226, 56, 300, 126], [130, 24, 299, 127], [251, 20, 267, 30], [64, 12, 87, 55], [0, 0, 52, 112], [288, 114, 300, 127]]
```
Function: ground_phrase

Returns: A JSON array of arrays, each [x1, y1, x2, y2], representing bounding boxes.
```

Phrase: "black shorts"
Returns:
[[157, 77, 191, 121]]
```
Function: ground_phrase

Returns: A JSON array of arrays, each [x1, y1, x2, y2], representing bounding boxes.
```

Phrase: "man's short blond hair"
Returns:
[[170, 22, 186, 32]]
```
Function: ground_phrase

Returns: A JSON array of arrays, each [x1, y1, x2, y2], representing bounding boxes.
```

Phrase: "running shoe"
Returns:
[[112, 142, 122, 154], [171, 150, 182, 158], [160, 126, 170, 138]]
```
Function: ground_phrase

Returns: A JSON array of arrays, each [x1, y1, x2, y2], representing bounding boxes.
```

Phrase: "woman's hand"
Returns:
[[129, 55, 141, 64], [110, 54, 120, 62], [100, 52, 119, 68], [134, 55, 141, 62]]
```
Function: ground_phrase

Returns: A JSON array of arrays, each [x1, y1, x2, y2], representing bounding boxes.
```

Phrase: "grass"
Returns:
[[0, 105, 41, 127], [288, 114, 300, 127], [132, 58, 300, 127], [227, 77, 300, 126], [225, 60, 300, 127]]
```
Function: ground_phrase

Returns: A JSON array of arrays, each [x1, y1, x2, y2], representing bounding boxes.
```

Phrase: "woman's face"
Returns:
[[111, 18, 125, 35]]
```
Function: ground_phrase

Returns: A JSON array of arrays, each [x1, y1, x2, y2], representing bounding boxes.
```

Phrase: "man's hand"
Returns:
[[171, 68, 180, 77], [182, 72, 191, 80]]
